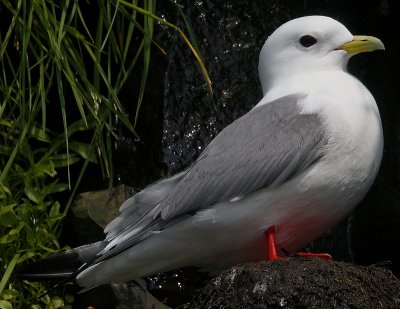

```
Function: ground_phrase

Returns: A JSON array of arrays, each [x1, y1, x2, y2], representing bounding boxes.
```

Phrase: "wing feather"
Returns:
[[159, 94, 327, 219]]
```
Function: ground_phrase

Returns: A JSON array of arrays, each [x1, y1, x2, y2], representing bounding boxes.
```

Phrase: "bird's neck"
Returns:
[[258, 70, 351, 106]]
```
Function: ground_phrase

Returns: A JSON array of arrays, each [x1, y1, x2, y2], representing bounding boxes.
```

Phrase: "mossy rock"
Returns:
[[191, 257, 400, 309]]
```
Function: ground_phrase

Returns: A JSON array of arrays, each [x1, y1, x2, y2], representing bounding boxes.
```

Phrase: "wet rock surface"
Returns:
[[190, 257, 400, 309], [160, 1, 287, 174]]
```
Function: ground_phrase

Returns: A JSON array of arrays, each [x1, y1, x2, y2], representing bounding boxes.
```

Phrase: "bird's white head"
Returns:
[[258, 16, 384, 95]]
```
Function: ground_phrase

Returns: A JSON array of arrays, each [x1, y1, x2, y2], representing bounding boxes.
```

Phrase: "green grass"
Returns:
[[0, 1, 210, 307]]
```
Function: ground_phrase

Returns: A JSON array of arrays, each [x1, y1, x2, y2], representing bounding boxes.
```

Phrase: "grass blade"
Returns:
[[0, 253, 20, 296]]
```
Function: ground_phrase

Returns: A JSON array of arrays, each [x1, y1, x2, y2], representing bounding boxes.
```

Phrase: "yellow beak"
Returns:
[[338, 35, 385, 55]]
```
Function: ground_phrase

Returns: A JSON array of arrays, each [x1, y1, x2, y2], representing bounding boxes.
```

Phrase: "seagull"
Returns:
[[19, 16, 384, 291]]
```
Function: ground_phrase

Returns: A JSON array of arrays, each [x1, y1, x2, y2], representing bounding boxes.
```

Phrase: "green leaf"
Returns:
[[1, 288, 19, 301], [69, 141, 96, 162], [0, 300, 12, 309], [0, 204, 17, 217], [48, 202, 60, 217], [64, 294, 74, 304], [48, 296, 64, 308], [0, 185, 12, 196], [0, 120, 13, 128], [15, 204, 32, 221], [51, 154, 80, 168], [36, 200, 52, 211], [29, 126, 50, 142], [0, 253, 19, 296], [0, 210, 18, 228], [8, 222, 24, 235], [43, 182, 69, 195], [0, 233, 18, 244], [24, 226, 36, 247], [16, 251, 36, 264], [35, 160, 57, 177], [24, 186, 42, 204]]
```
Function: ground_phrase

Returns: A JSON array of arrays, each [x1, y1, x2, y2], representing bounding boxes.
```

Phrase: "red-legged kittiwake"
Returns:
[[18, 15, 384, 292]]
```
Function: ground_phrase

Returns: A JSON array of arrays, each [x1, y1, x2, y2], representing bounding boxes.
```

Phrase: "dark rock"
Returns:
[[110, 281, 169, 309], [190, 257, 400, 309]]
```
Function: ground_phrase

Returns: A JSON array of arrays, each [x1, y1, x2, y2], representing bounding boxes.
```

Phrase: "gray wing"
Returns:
[[158, 93, 327, 219], [94, 93, 327, 263], [92, 172, 186, 263], [104, 172, 185, 239]]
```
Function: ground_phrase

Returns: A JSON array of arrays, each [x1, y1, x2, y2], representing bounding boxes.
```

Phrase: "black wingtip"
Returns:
[[15, 271, 75, 281], [16, 250, 82, 282], [16, 241, 106, 282]]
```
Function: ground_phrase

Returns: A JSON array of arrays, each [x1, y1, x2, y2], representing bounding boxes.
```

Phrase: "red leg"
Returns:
[[265, 226, 280, 260], [265, 226, 333, 261]]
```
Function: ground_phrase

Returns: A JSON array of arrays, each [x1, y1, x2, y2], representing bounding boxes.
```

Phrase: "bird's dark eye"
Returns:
[[299, 35, 317, 47]]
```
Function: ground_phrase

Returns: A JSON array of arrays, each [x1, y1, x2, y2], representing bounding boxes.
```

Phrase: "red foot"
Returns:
[[265, 226, 280, 260], [265, 226, 333, 261], [296, 252, 333, 260]]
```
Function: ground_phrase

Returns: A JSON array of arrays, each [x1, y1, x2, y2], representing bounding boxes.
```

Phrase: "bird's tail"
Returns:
[[16, 241, 105, 282]]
